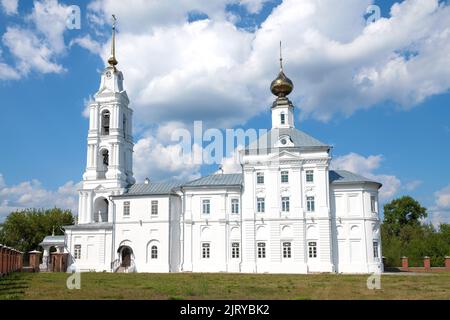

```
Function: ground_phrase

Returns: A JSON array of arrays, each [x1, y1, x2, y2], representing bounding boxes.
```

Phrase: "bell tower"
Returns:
[[78, 15, 135, 224]]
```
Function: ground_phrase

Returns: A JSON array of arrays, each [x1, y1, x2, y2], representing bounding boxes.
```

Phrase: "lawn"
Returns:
[[0, 272, 449, 300]]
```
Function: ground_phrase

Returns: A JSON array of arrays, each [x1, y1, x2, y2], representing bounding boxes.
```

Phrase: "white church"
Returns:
[[52, 23, 384, 275]]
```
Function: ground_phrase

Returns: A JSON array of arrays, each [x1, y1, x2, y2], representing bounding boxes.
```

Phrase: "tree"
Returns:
[[383, 196, 428, 237], [0, 208, 74, 253]]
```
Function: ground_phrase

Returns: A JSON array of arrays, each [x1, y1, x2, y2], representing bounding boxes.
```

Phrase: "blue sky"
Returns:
[[0, 0, 449, 224]]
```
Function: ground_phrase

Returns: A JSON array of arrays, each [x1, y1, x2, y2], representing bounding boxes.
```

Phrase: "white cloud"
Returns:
[[404, 180, 422, 192], [217, 148, 243, 174], [428, 184, 450, 225], [2, 27, 65, 75], [81, 0, 450, 131], [0, 174, 80, 222], [134, 131, 202, 183], [1, 0, 18, 15], [331, 152, 401, 202], [240, 0, 271, 14], [1, 0, 71, 78], [70, 35, 103, 56]]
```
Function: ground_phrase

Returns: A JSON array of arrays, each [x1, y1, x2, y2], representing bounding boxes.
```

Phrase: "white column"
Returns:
[[78, 192, 84, 224], [87, 192, 93, 223], [108, 198, 113, 223]]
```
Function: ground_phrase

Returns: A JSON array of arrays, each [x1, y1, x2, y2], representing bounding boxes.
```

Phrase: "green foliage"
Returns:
[[381, 196, 450, 267], [383, 196, 427, 237], [0, 208, 74, 253]]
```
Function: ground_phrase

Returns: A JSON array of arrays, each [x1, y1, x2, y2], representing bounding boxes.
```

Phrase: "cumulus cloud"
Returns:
[[1, 0, 71, 77], [428, 184, 450, 225], [70, 35, 103, 56], [240, 0, 272, 14], [134, 131, 202, 183], [0, 0, 18, 15], [79, 0, 450, 131], [331, 152, 401, 202], [0, 173, 80, 222]]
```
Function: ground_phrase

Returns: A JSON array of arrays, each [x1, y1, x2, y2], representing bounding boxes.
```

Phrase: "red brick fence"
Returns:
[[0, 244, 24, 276], [385, 256, 450, 273]]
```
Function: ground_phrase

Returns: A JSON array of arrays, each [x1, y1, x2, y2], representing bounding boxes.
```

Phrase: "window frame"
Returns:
[[123, 201, 130, 217], [282, 242, 292, 259], [306, 196, 315, 212], [74, 244, 81, 260], [257, 197, 265, 213], [231, 242, 240, 259], [373, 241, 379, 259], [151, 200, 159, 216], [202, 243, 211, 259], [306, 170, 314, 183], [370, 195, 377, 213], [202, 199, 211, 215], [151, 245, 158, 259], [281, 171, 289, 183], [282, 197, 290, 212], [280, 113, 286, 125], [257, 242, 266, 259], [231, 198, 240, 215], [308, 241, 318, 258], [256, 172, 265, 185]]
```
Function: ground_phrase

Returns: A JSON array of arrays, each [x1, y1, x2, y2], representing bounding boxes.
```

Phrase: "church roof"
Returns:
[[246, 128, 330, 151], [329, 170, 382, 188], [125, 181, 182, 196], [64, 223, 113, 230], [183, 174, 243, 188], [39, 235, 65, 246]]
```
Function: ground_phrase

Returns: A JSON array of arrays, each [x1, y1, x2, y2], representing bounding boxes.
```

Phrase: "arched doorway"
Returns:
[[93, 197, 108, 223], [117, 245, 134, 268]]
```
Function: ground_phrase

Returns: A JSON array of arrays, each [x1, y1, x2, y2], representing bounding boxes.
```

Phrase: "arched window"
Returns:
[[102, 149, 109, 166], [151, 246, 158, 259], [101, 110, 110, 135]]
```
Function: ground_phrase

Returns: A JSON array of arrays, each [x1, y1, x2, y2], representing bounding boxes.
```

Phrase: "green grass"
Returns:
[[0, 272, 449, 300]]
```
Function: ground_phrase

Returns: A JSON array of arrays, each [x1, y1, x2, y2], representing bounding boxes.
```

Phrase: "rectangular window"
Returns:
[[281, 171, 289, 183], [202, 243, 210, 259], [257, 198, 265, 213], [283, 242, 292, 259], [280, 113, 286, 125], [202, 199, 211, 215], [257, 242, 266, 259], [231, 242, 240, 259], [282, 197, 290, 212], [231, 199, 239, 214], [306, 170, 314, 183], [123, 201, 130, 216], [308, 242, 317, 258], [371, 196, 377, 213], [74, 245, 81, 260], [257, 172, 264, 184], [307, 197, 315, 212], [151, 200, 158, 216], [373, 241, 379, 259]]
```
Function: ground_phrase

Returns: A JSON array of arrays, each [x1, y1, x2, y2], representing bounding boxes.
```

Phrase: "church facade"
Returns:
[[61, 29, 384, 275]]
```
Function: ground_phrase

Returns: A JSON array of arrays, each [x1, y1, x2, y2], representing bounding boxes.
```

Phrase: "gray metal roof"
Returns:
[[64, 222, 113, 230], [39, 235, 65, 246], [329, 170, 382, 187], [184, 174, 243, 187], [247, 128, 329, 151], [125, 181, 182, 196]]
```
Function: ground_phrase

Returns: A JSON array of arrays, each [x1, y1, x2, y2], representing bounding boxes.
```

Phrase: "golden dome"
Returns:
[[271, 41, 294, 97], [271, 70, 293, 97]]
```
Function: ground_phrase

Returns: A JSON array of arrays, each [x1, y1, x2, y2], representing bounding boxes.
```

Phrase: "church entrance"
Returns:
[[120, 246, 133, 268]]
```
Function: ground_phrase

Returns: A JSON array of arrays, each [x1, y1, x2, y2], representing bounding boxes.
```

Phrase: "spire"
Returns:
[[279, 41, 283, 71], [271, 41, 293, 98], [108, 14, 118, 68]]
